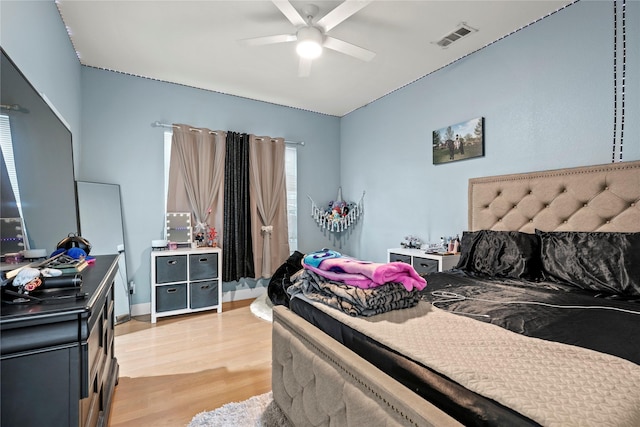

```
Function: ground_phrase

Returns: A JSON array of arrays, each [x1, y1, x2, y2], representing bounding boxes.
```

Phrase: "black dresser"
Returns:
[[1, 255, 120, 427]]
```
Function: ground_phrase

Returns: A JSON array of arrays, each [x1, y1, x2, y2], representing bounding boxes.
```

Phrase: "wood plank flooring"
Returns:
[[108, 300, 272, 427]]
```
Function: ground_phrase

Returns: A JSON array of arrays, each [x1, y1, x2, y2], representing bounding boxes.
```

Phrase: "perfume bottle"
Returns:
[[452, 234, 460, 253]]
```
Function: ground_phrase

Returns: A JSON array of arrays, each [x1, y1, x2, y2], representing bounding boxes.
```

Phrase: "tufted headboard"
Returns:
[[468, 160, 640, 233]]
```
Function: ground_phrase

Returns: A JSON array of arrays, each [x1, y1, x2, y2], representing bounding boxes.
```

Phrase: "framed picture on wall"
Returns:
[[432, 117, 484, 164]]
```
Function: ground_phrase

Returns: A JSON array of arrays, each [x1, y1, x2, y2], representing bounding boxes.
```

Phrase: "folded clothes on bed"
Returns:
[[303, 249, 343, 268], [303, 251, 426, 291], [288, 269, 420, 316]]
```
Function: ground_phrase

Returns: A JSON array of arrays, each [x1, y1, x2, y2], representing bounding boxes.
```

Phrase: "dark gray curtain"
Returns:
[[223, 131, 254, 281]]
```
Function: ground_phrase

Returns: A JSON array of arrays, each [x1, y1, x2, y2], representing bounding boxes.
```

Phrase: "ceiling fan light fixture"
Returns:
[[296, 26, 323, 59]]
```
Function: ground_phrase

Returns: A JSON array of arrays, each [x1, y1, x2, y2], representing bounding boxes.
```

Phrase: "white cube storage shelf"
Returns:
[[151, 247, 222, 323], [387, 248, 460, 274]]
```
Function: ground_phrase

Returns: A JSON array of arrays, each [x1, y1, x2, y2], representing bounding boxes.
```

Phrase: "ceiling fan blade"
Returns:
[[298, 57, 312, 77], [272, 0, 306, 27], [316, 0, 372, 32], [324, 36, 376, 62], [239, 34, 296, 47]]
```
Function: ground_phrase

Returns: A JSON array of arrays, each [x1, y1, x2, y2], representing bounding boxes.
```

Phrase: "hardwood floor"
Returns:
[[108, 300, 272, 427]]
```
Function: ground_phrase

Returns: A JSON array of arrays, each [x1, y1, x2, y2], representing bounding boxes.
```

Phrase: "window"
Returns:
[[285, 145, 298, 252], [1, 114, 28, 252], [163, 131, 298, 252], [0, 114, 23, 216], [163, 130, 172, 217]]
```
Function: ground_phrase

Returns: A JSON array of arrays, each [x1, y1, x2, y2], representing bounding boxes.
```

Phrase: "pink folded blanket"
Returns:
[[303, 257, 426, 291]]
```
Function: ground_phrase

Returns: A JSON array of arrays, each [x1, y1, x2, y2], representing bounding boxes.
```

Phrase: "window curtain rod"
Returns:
[[151, 121, 305, 146]]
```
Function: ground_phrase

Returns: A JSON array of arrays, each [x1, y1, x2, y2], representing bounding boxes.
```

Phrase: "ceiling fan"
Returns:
[[240, 0, 376, 77]]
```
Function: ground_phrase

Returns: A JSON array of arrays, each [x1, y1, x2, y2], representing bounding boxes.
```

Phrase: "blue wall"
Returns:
[[341, 0, 639, 262], [79, 69, 341, 307], [2, 0, 638, 310]]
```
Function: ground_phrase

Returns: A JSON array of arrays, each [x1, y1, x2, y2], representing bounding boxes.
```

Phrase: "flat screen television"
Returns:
[[1, 48, 80, 261]]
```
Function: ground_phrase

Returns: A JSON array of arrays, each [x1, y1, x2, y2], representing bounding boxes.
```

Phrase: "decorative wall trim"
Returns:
[[612, 0, 627, 162]]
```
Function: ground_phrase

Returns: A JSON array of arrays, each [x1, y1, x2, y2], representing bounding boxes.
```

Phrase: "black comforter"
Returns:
[[424, 270, 640, 365]]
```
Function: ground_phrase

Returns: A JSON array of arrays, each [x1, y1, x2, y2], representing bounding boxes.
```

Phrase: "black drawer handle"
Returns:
[[419, 263, 432, 267], [200, 284, 210, 290], [199, 257, 208, 263], [166, 288, 177, 293], [167, 260, 178, 265]]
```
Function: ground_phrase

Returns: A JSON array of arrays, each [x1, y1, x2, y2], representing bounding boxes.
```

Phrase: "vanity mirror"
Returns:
[[0, 48, 79, 261]]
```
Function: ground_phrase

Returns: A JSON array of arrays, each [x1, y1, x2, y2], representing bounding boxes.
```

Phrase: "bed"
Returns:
[[271, 160, 640, 426]]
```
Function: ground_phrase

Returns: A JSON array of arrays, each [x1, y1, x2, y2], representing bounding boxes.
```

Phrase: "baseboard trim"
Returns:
[[222, 286, 266, 303], [131, 302, 151, 317], [130, 287, 266, 316]]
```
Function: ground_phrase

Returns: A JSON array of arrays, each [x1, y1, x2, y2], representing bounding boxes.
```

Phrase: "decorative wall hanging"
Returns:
[[432, 117, 484, 164], [308, 187, 364, 233]]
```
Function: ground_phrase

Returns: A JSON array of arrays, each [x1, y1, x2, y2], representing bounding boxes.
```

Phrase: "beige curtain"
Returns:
[[249, 135, 290, 278], [166, 125, 226, 246]]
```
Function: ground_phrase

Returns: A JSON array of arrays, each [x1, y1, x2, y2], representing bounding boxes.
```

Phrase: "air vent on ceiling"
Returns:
[[436, 23, 477, 48]]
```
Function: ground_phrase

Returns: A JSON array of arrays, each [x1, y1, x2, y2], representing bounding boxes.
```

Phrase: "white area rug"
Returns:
[[250, 292, 273, 322], [187, 392, 291, 427]]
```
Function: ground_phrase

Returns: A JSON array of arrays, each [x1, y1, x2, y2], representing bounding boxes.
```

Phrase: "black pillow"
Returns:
[[456, 230, 542, 280], [536, 230, 640, 296], [455, 231, 480, 271]]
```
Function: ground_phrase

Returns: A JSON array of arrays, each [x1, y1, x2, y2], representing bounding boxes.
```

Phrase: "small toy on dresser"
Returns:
[[400, 235, 423, 249]]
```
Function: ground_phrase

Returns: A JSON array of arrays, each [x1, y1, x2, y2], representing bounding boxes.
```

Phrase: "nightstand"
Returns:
[[387, 248, 460, 275]]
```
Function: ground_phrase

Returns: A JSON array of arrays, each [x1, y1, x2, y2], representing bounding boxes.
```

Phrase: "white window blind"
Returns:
[[285, 145, 298, 252], [0, 114, 23, 216]]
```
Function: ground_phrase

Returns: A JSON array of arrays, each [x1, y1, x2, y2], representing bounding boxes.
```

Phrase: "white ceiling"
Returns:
[[57, 0, 575, 117]]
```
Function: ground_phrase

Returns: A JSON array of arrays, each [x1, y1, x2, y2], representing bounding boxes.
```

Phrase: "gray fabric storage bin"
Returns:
[[155, 283, 187, 312], [155, 255, 187, 284], [190, 280, 219, 309], [412, 258, 438, 275], [389, 253, 411, 264], [189, 253, 219, 281]]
